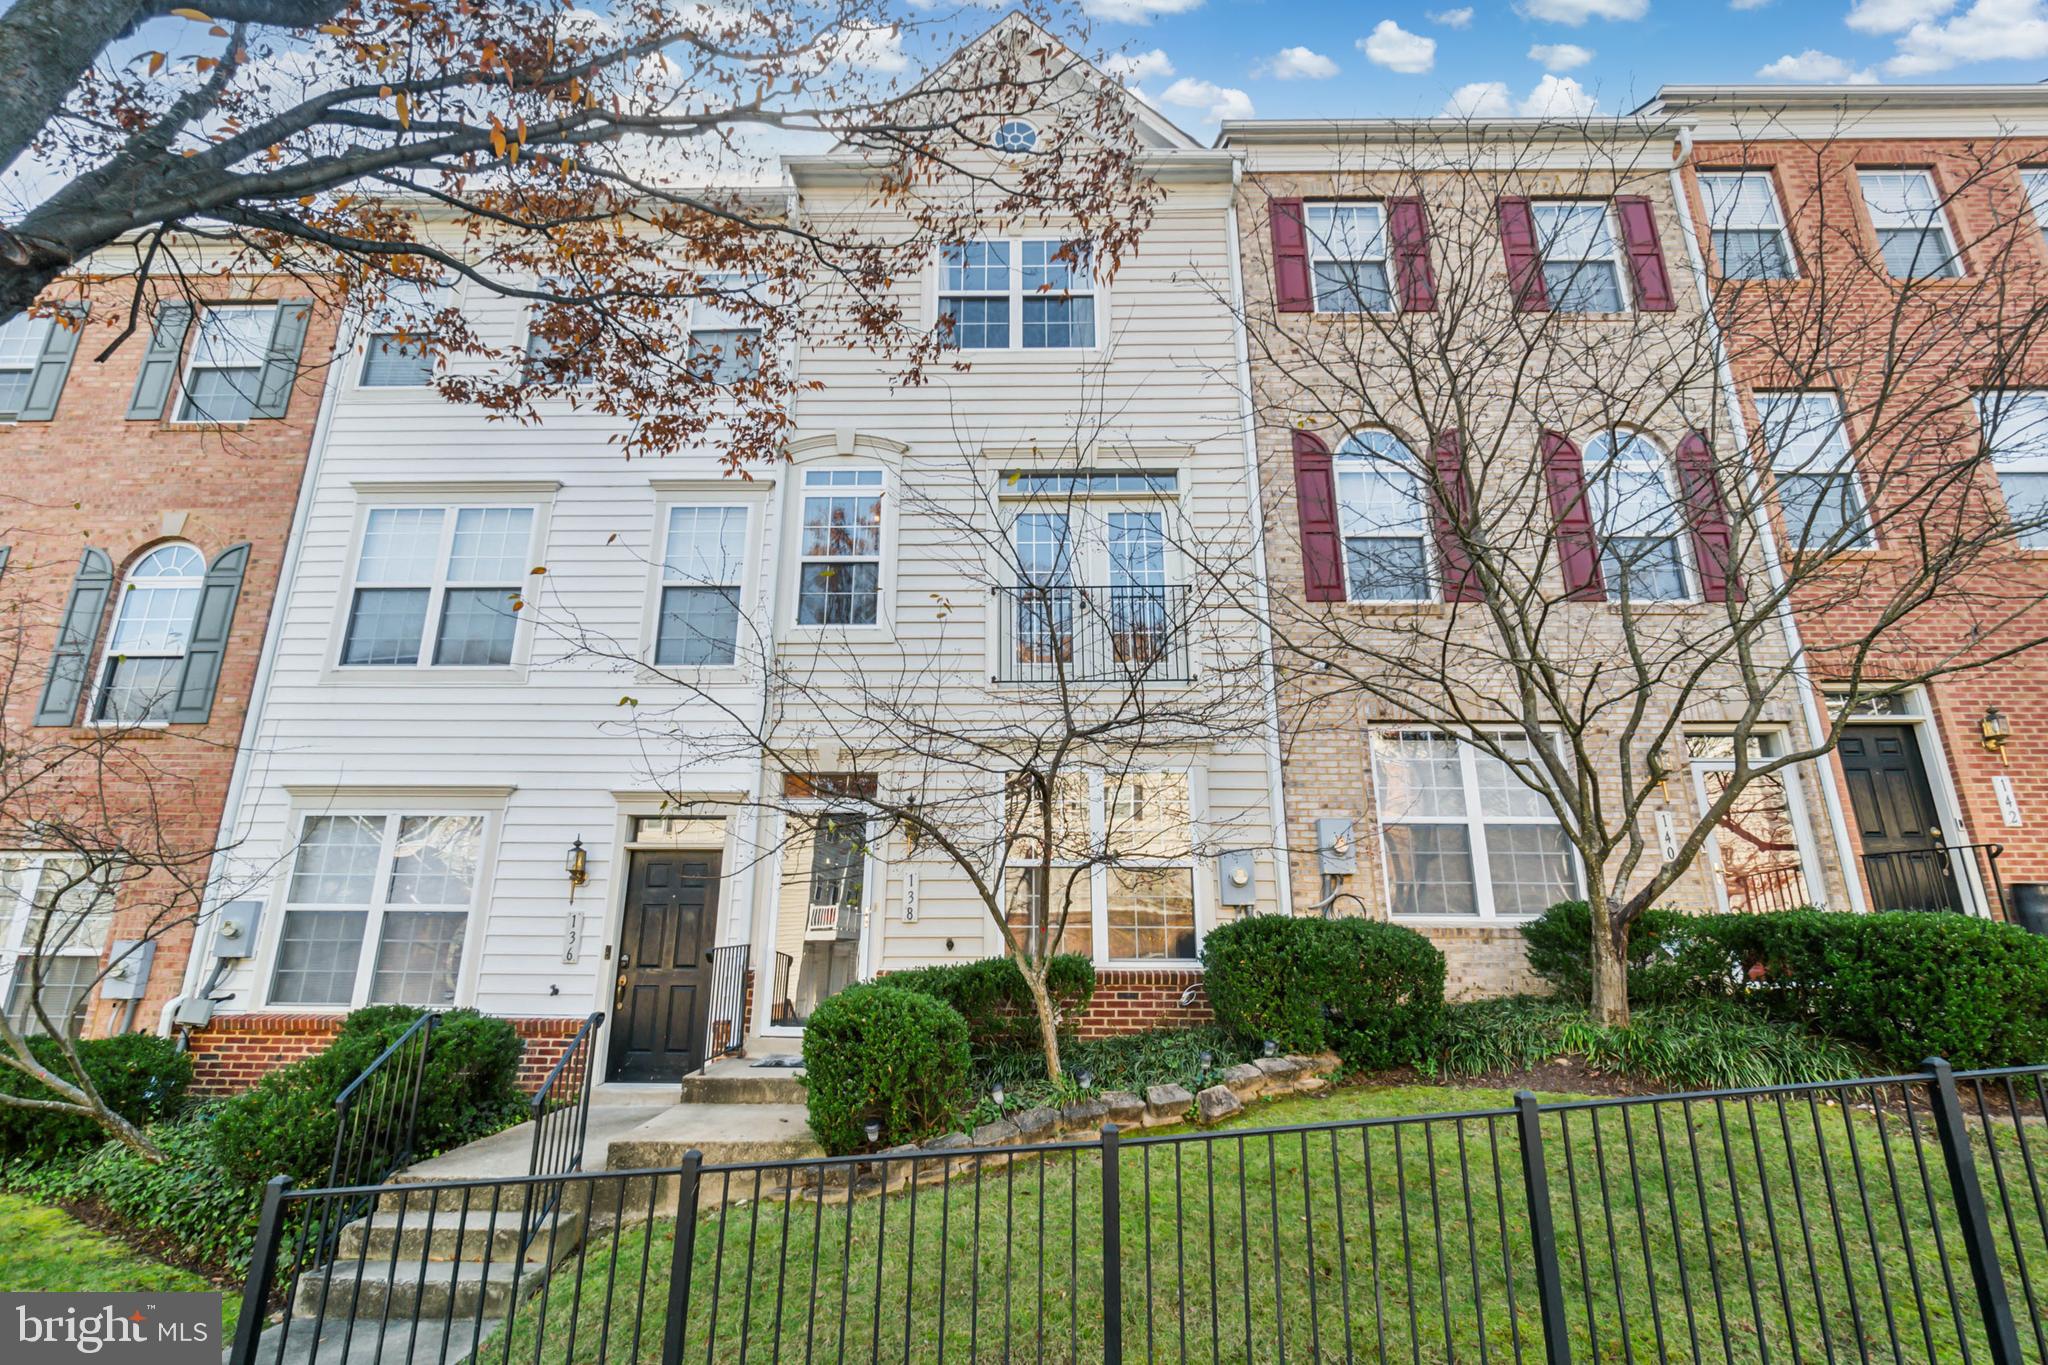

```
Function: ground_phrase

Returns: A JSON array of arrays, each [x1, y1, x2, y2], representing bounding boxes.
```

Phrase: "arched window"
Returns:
[[93, 543, 204, 722], [1582, 430, 1690, 601], [1335, 431, 1431, 601]]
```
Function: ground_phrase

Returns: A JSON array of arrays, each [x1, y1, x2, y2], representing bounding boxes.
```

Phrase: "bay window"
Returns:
[[1371, 732, 1577, 918]]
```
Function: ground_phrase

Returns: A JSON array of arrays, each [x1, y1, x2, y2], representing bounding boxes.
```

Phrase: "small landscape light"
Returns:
[[1262, 1039, 1278, 1059], [992, 1083, 1006, 1112], [1077, 1069, 1095, 1091], [1198, 1050, 1214, 1073], [865, 1119, 881, 1146]]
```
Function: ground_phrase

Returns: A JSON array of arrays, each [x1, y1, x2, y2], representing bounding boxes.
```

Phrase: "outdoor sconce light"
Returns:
[[565, 837, 589, 901], [1982, 707, 2012, 764]]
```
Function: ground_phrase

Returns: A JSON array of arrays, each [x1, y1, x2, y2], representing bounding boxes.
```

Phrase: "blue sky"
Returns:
[[1071, 0, 2048, 128]]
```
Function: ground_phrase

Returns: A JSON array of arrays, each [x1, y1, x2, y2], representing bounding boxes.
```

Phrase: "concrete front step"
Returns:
[[234, 1314, 504, 1365], [597, 1102, 822, 1217], [290, 1258, 543, 1322], [676, 1069, 804, 1105], [336, 1208, 584, 1264]]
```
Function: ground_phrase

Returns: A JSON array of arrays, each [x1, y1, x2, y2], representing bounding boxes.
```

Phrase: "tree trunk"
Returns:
[[1588, 890, 1631, 1028], [1020, 962, 1064, 1083]]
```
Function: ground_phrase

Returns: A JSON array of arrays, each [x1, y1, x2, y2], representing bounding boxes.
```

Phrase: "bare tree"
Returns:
[[1218, 115, 2048, 1026]]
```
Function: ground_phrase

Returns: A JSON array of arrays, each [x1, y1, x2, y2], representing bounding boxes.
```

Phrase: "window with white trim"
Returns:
[[1700, 171, 1796, 280], [657, 504, 748, 666], [1755, 392, 1873, 550], [1305, 203, 1392, 313], [360, 280, 447, 387], [998, 471, 1181, 673], [342, 505, 537, 667], [1335, 431, 1431, 601], [270, 813, 484, 1006], [1976, 389, 2048, 549], [1004, 769, 1197, 963], [1371, 732, 1577, 918], [1583, 430, 1691, 601], [0, 854, 112, 1035], [522, 305, 597, 386], [1533, 202, 1626, 313], [1858, 171, 1960, 279], [177, 304, 277, 422], [2024, 170, 2048, 253], [93, 543, 204, 723], [688, 273, 765, 383], [938, 239, 1096, 350], [795, 469, 883, 627], [0, 313, 53, 416], [1686, 732, 1818, 916]]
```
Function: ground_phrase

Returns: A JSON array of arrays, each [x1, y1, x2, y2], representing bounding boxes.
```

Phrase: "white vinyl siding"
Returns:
[[1700, 171, 1796, 280]]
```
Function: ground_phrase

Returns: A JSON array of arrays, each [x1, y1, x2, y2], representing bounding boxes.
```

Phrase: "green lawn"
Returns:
[[0, 1192, 242, 1340], [494, 1083, 2046, 1364]]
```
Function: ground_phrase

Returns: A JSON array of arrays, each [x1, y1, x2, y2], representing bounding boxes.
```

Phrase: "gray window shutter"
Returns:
[[16, 303, 87, 421], [125, 302, 193, 421], [252, 301, 311, 419], [34, 548, 114, 726], [169, 543, 249, 724]]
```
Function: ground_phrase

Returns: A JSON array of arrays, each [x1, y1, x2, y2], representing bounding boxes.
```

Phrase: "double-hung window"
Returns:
[[1583, 431, 1691, 601], [1335, 431, 1431, 601], [522, 304, 597, 386], [1976, 390, 2048, 549], [270, 813, 484, 1007], [1305, 203, 1393, 313], [1701, 171, 1796, 280], [1755, 392, 1873, 550], [1371, 732, 1576, 918], [1859, 171, 1961, 279], [2024, 169, 2048, 254], [688, 273, 765, 383], [360, 280, 446, 387], [1006, 769, 1198, 963], [657, 505, 748, 666], [0, 313, 53, 417], [1532, 202, 1627, 313], [342, 504, 537, 667], [0, 854, 112, 1035], [939, 239, 1096, 350], [178, 305, 277, 422], [94, 543, 205, 722], [796, 469, 884, 626]]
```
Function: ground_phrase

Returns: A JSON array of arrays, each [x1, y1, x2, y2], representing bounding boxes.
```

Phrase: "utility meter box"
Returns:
[[98, 940, 154, 1001], [212, 900, 262, 959], [1315, 818, 1358, 875], [1217, 850, 1258, 906]]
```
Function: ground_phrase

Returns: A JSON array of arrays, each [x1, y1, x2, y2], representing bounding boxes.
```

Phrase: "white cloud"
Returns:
[[1529, 42, 1595, 70], [1160, 76, 1255, 122], [1515, 0, 1648, 22], [1257, 45, 1339, 79], [1846, 0, 1956, 31], [1882, 0, 2048, 74], [1359, 20, 1436, 74], [1440, 75, 1600, 117], [1104, 48, 1176, 82], [1754, 49, 1880, 82], [1428, 6, 1475, 24], [1082, 0, 1205, 24], [1729, 0, 1773, 9], [814, 22, 908, 73]]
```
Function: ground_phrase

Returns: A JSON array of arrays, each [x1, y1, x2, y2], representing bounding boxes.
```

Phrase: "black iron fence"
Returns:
[[993, 583, 1191, 684], [1861, 840, 2005, 916], [232, 1058, 2048, 1364]]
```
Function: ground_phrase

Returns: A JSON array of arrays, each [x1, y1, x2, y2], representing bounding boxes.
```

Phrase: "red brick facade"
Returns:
[[1072, 968, 1212, 1038], [1, 276, 334, 1038], [184, 1013, 589, 1095]]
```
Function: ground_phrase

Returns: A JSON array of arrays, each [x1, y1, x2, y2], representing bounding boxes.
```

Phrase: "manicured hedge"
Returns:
[[886, 954, 1095, 1050], [802, 984, 971, 1155], [1517, 900, 1698, 1006], [1202, 915, 1446, 1071], [0, 1033, 192, 1161]]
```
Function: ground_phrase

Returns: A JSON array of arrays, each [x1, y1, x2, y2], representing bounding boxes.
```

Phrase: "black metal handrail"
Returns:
[[700, 944, 749, 1072], [522, 1011, 602, 1251], [993, 583, 1190, 683], [1862, 840, 2005, 915], [325, 1011, 436, 1191]]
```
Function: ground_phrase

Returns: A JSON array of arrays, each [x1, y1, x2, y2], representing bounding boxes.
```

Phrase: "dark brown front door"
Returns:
[[608, 850, 721, 1081], [1838, 725, 1957, 911]]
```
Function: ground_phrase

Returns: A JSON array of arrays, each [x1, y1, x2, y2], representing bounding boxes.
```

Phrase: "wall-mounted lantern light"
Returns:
[[566, 837, 589, 901], [1982, 707, 2012, 764]]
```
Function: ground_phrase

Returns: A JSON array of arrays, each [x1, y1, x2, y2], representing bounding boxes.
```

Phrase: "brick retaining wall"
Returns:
[[184, 1014, 588, 1095]]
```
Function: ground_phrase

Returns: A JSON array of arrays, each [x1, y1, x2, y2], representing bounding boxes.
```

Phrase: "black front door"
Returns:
[[1838, 725, 1957, 911], [608, 850, 721, 1081]]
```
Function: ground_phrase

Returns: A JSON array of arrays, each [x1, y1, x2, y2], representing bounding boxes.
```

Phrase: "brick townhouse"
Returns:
[[1655, 85, 2048, 921], [0, 261, 334, 1042]]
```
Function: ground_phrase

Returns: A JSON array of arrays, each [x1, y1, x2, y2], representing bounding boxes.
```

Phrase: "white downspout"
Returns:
[[1666, 134, 1869, 914]]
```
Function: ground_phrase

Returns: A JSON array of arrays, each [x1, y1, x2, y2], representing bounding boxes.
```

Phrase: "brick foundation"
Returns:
[[184, 1014, 590, 1096], [1072, 968, 1212, 1038]]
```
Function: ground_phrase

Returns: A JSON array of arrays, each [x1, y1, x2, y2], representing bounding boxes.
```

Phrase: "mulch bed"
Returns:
[[51, 1195, 243, 1291], [1358, 1059, 1660, 1099]]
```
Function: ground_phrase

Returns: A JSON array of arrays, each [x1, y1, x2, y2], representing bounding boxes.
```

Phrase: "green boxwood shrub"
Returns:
[[1519, 900, 1702, 1006], [886, 954, 1095, 1050], [0, 1033, 193, 1161], [209, 1006, 524, 1186], [802, 984, 971, 1155], [1201, 916, 1446, 1071]]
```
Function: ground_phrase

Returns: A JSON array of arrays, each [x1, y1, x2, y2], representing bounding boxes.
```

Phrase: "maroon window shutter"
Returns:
[[1674, 430, 1743, 602], [1541, 431, 1606, 601], [1614, 196, 1676, 312], [1429, 429, 1481, 602], [1270, 198, 1313, 313], [1496, 196, 1549, 313], [1387, 197, 1438, 313], [1292, 429, 1344, 601]]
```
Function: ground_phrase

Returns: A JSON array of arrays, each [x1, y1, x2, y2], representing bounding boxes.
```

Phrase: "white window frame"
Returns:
[[521, 302, 598, 388], [1370, 730, 1581, 922], [353, 279, 452, 390], [687, 272, 767, 384], [1857, 170, 1962, 280], [1975, 389, 2048, 550], [993, 118, 1039, 155], [1684, 730, 1825, 916], [1304, 202, 1394, 314], [1333, 431, 1435, 603], [651, 499, 753, 670], [0, 313, 54, 419], [0, 853, 112, 1036], [1755, 391, 1875, 551], [1699, 171, 1798, 280], [1532, 201, 1630, 314], [759, 802, 878, 1037], [2024, 169, 2048, 253], [1583, 430, 1696, 603], [936, 238, 1100, 352], [790, 466, 888, 632], [174, 303, 280, 424], [263, 809, 493, 1010], [329, 488, 552, 679], [89, 542, 206, 726]]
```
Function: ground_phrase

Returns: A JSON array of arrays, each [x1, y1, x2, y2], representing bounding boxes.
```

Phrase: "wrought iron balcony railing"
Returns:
[[992, 583, 1191, 683]]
